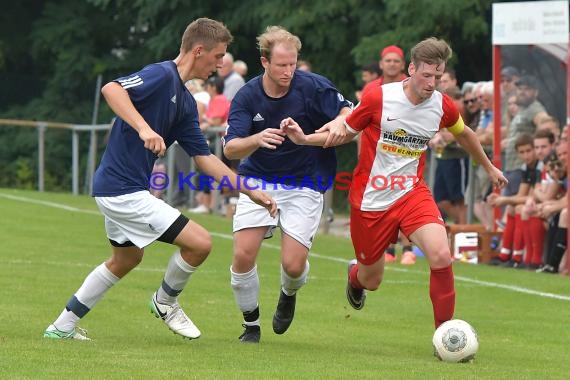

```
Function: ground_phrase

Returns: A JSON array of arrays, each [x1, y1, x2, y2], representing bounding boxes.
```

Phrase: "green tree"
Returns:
[[0, 0, 495, 196]]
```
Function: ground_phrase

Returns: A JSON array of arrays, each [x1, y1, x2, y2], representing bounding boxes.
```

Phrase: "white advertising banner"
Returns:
[[493, 0, 569, 45]]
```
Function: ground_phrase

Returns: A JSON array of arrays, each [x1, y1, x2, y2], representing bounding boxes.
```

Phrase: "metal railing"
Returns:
[[0, 118, 111, 194]]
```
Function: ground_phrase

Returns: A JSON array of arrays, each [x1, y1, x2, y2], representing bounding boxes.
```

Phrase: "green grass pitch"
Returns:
[[0, 188, 569, 379]]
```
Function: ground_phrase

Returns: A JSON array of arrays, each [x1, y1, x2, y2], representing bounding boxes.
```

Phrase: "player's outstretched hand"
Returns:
[[248, 190, 278, 218], [316, 118, 346, 148], [489, 166, 508, 190], [139, 127, 166, 157], [257, 128, 285, 150], [280, 117, 307, 145]]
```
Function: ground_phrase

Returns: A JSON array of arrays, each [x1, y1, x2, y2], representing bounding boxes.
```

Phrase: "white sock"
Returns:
[[281, 261, 309, 296], [156, 251, 196, 305], [230, 265, 259, 314], [53, 263, 119, 332]]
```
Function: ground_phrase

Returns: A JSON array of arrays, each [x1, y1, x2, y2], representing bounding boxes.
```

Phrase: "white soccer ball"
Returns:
[[432, 319, 479, 363]]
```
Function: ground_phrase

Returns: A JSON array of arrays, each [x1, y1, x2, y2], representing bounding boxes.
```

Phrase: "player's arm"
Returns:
[[318, 106, 354, 148], [280, 117, 357, 147], [534, 179, 562, 202], [223, 128, 286, 159], [451, 119, 508, 189], [539, 194, 568, 218], [101, 81, 166, 156], [193, 154, 277, 217], [488, 183, 531, 206]]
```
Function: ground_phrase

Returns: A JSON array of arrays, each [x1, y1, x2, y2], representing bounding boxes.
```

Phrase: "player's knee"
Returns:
[[108, 251, 142, 272], [430, 247, 452, 268], [233, 247, 258, 267], [182, 232, 212, 259], [196, 233, 213, 256], [282, 260, 306, 278]]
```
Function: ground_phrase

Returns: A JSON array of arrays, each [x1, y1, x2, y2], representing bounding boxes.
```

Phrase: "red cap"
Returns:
[[380, 45, 404, 59]]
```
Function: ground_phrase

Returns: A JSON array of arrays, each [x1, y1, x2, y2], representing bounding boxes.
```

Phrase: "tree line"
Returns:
[[0, 0, 494, 195]]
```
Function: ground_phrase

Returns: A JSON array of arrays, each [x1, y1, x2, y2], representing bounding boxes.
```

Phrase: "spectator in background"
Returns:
[[536, 140, 568, 273], [462, 85, 481, 130], [233, 59, 248, 79], [355, 62, 381, 101], [487, 133, 540, 266], [201, 76, 231, 131], [438, 67, 457, 92], [217, 52, 245, 100], [501, 75, 548, 203], [430, 86, 469, 225], [296, 59, 312, 72], [186, 79, 210, 124], [472, 81, 495, 231], [190, 76, 232, 214], [500, 66, 520, 126], [537, 116, 561, 144], [511, 75, 548, 136], [525, 140, 568, 273], [515, 129, 558, 269], [362, 45, 407, 94]]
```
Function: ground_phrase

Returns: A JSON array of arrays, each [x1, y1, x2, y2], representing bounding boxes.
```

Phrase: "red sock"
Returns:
[[529, 217, 546, 265], [513, 214, 525, 251], [521, 218, 533, 264], [430, 265, 455, 328], [349, 263, 364, 289], [502, 214, 516, 250]]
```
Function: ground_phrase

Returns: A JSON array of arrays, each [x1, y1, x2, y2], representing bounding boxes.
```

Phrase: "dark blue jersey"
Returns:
[[223, 70, 352, 192], [93, 61, 210, 196]]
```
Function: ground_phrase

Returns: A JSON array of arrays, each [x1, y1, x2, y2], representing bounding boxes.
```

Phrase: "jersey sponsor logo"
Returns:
[[386, 116, 401, 121], [170, 95, 176, 104], [380, 143, 423, 158], [382, 129, 430, 150], [253, 113, 264, 121], [118, 75, 143, 89]]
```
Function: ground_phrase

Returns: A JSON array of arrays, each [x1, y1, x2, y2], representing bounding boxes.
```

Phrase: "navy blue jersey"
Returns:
[[521, 160, 543, 187], [223, 70, 351, 192], [93, 61, 210, 196]]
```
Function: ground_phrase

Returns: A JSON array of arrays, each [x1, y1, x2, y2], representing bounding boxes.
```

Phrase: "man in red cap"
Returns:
[[362, 44, 412, 264], [363, 45, 407, 93]]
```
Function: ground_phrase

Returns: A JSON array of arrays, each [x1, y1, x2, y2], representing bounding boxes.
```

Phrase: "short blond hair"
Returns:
[[181, 18, 233, 53], [256, 26, 302, 61], [410, 37, 452, 68]]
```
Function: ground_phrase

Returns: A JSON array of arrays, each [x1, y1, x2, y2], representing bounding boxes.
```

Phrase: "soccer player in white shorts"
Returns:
[[43, 18, 276, 341], [223, 26, 353, 343]]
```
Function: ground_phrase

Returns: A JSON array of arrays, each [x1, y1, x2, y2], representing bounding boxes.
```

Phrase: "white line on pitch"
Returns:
[[2, 192, 570, 301]]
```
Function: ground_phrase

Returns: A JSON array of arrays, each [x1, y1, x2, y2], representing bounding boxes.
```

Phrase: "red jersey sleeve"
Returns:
[[439, 93, 466, 134], [346, 85, 383, 133]]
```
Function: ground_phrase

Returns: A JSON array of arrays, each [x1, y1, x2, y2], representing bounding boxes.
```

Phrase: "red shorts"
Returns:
[[350, 183, 444, 265]]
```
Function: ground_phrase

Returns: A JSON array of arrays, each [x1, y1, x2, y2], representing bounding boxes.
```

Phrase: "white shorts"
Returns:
[[233, 182, 324, 248], [95, 191, 182, 248]]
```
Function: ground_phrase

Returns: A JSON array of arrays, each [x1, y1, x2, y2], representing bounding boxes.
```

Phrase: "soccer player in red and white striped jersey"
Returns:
[[281, 37, 507, 328]]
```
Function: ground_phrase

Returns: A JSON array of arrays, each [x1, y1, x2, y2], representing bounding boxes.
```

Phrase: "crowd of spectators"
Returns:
[[153, 44, 568, 274]]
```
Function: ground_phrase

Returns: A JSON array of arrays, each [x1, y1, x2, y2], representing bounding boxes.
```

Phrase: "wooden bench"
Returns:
[[445, 224, 502, 264]]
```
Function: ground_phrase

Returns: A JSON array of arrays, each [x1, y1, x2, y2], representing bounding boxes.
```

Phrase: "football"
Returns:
[[432, 319, 479, 363]]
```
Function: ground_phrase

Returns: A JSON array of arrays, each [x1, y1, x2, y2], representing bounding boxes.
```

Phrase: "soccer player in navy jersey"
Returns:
[[44, 18, 276, 341], [222, 26, 353, 343], [281, 38, 507, 332]]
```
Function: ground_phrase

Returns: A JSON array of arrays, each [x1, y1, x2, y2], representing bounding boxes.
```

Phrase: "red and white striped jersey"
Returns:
[[345, 79, 462, 211]]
